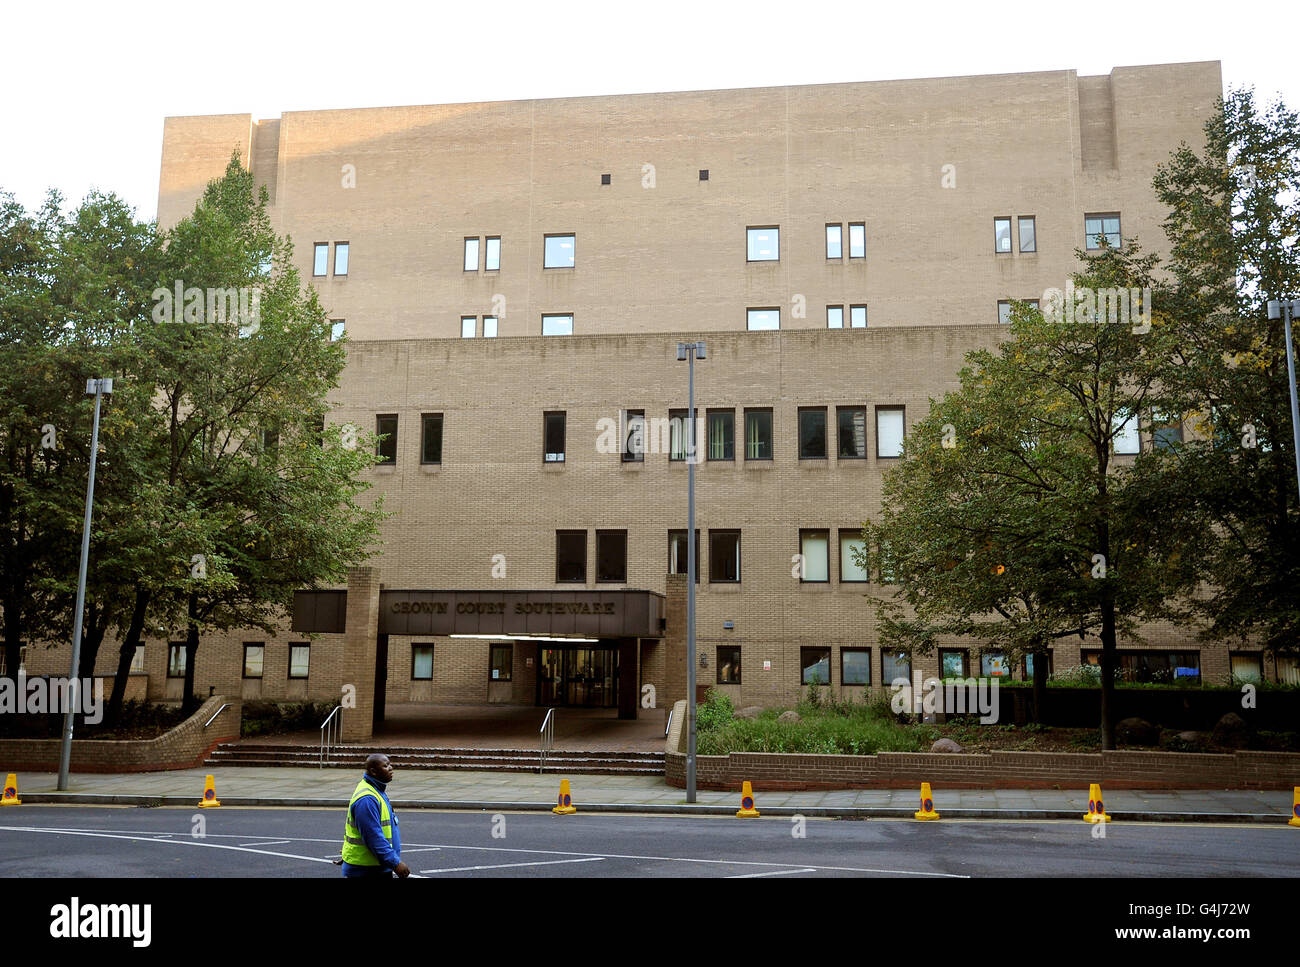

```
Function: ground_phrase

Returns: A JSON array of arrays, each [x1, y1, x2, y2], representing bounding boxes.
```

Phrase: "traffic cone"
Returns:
[[736, 780, 760, 818], [1082, 782, 1110, 823], [198, 774, 221, 808], [914, 781, 940, 821], [1289, 787, 1300, 828], [1, 774, 20, 806], [552, 778, 576, 815]]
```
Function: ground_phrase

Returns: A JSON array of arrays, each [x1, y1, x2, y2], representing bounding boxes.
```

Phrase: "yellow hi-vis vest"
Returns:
[[341, 777, 392, 866]]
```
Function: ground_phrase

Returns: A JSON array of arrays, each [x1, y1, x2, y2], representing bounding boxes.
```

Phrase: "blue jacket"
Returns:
[[341, 774, 402, 877]]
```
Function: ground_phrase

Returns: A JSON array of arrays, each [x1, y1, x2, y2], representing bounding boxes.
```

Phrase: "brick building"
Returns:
[[32, 59, 1296, 739]]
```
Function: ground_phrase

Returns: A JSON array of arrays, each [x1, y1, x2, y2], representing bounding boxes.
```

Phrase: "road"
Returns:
[[1, 806, 1297, 877]]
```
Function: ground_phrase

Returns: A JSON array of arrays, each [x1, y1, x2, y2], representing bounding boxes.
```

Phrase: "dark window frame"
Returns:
[[745, 307, 781, 331], [242, 642, 265, 680], [595, 529, 628, 583], [621, 409, 645, 463], [994, 216, 1013, 254], [555, 530, 587, 584], [376, 414, 398, 465], [746, 225, 780, 262], [541, 313, 574, 336], [847, 222, 866, 259], [717, 646, 742, 685], [798, 528, 831, 583], [706, 408, 734, 461], [1084, 212, 1122, 250], [827, 305, 844, 329], [411, 644, 435, 681], [167, 642, 187, 678], [485, 236, 501, 272], [744, 408, 773, 461], [798, 407, 828, 460], [490, 643, 513, 682], [708, 529, 741, 584], [420, 413, 443, 465], [288, 642, 310, 680], [668, 529, 701, 583], [841, 647, 872, 686], [312, 242, 329, 277], [544, 411, 566, 463], [875, 405, 905, 459], [825, 223, 843, 260], [800, 646, 832, 686], [333, 241, 349, 277], [1018, 215, 1036, 253], [938, 648, 970, 679], [463, 236, 480, 272], [837, 406, 867, 459], [543, 233, 576, 269], [838, 528, 869, 583], [849, 304, 867, 329]]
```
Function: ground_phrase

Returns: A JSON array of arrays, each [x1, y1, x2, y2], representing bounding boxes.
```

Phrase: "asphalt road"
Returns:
[[1, 806, 1297, 877]]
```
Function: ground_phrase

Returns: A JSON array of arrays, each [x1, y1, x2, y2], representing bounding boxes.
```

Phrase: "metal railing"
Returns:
[[539, 707, 555, 773], [664, 706, 673, 738], [203, 703, 231, 728], [320, 705, 343, 769]]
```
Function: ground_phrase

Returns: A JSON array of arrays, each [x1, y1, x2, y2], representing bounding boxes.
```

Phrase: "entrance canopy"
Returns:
[[292, 588, 666, 639]]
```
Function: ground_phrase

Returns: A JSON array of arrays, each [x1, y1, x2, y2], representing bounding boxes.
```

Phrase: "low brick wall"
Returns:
[[665, 746, 1300, 792], [0, 696, 241, 774]]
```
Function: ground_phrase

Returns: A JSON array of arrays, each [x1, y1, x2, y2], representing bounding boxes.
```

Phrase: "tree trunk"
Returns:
[[181, 592, 200, 716], [1099, 599, 1118, 750], [76, 603, 107, 681], [108, 586, 150, 724], [1031, 645, 1048, 723], [2, 619, 21, 680]]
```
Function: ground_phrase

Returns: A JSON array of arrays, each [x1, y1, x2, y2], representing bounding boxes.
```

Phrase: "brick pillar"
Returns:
[[341, 567, 381, 743], [664, 573, 687, 707]]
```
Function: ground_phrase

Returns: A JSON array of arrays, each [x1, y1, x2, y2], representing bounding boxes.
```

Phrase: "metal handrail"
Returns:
[[320, 705, 342, 769], [664, 706, 673, 738], [539, 707, 555, 773], [203, 703, 230, 728]]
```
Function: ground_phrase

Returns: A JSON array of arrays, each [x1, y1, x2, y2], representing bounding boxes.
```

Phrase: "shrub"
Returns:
[[695, 688, 735, 734]]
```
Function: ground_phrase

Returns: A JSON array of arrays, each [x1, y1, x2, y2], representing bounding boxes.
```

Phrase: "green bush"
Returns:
[[695, 688, 735, 734], [695, 702, 928, 756], [241, 700, 338, 738]]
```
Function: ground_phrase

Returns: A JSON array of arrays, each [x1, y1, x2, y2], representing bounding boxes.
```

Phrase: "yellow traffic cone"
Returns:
[[914, 781, 940, 821], [552, 778, 577, 815], [198, 774, 221, 808], [736, 780, 760, 818], [1, 773, 21, 806], [1289, 787, 1300, 828], [1082, 782, 1110, 823]]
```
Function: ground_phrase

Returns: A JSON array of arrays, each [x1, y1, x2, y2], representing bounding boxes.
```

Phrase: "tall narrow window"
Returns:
[[826, 224, 842, 259], [376, 414, 398, 465], [544, 411, 566, 463], [994, 217, 1012, 253], [289, 643, 310, 679], [621, 409, 645, 462], [461, 315, 476, 338], [839, 530, 868, 582], [841, 648, 871, 685], [1018, 216, 1036, 253], [412, 645, 434, 680], [329, 319, 346, 341], [876, 407, 904, 458], [167, 643, 187, 677], [799, 529, 829, 582], [544, 234, 575, 268], [1113, 413, 1140, 455], [746, 226, 779, 261], [313, 243, 329, 277], [798, 408, 827, 460], [746, 308, 780, 331], [669, 529, 700, 581], [333, 242, 349, 276], [850, 305, 867, 328], [998, 301, 1012, 325], [243, 643, 264, 679], [827, 305, 844, 329], [464, 237, 480, 271], [1153, 411, 1183, 451], [744, 408, 773, 460], [837, 406, 866, 459], [490, 644, 513, 681], [485, 236, 500, 271], [555, 530, 586, 583], [707, 409, 734, 461], [596, 530, 628, 583], [882, 651, 911, 684], [421, 413, 443, 465], [848, 222, 865, 259], [542, 314, 573, 336], [482, 315, 498, 338], [709, 530, 741, 583]]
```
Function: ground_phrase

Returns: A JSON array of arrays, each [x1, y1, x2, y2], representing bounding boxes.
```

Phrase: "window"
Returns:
[[995, 217, 1013, 253], [167, 643, 186, 678], [709, 530, 741, 583], [376, 414, 398, 465], [668, 409, 689, 462], [601, 173, 611, 185], [596, 530, 627, 583], [744, 408, 773, 460], [544, 234, 575, 268], [876, 407, 905, 457], [313, 243, 329, 277], [1085, 213, 1121, 250], [882, 651, 911, 685], [826, 224, 842, 259], [799, 529, 829, 582], [980, 652, 1011, 678], [669, 529, 700, 582], [289, 643, 310, 679], [461, 315, 476, 338], [542, 314, 573, 336], [798, 407, 827, 459], [421, 413, 443, 465], [329, 319, 346, 341], [1230, 652, 1262, 683], [243, 643, 264, 679], [1277, 656, 1300, 685], [746, 308, 780, 331], [839, 530, 868, 583], [1113, 413, 1140, 455], [699, 169, 709, 181], [1018, 216, 1036, 253], [544, 411, 566, 462], [412, 644, 434, 680], [1022, 651, 1054, 680], [717, 646, 741, 685], [1083, 649, 1200, 684], [485, 237, 501, 271], [801, 647, 831, 685], [850, 305, 867, 329], [483, 315, 498, 338], [463, 237, 480, 272], [837, 406, 867, 459], [827, 305, 844, 329], [1153, 412, 1183, 451], [746, 226, 779, 261], [939, 649, 969, 679], [555, 530, 586, 583], [621, 409, 645, 462], [333, 242, 349, 276], [490, 644, 513, 682], [998, 301, 1012, 325], [707, 409, 734, 461], [848, 222, 865, 259], [841, 648, 871, 685], [129, 645, 145, 673]]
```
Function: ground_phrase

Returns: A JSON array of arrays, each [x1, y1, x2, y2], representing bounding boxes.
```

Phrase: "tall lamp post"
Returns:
[[58, 377, 113, 791], [1266, 298, 1300, 507], [676, 340, 705, 802]]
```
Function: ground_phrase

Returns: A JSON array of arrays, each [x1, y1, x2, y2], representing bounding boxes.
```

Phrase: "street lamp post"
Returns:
[[676, 341, 705, 802], [1266, 298, 1300, 508], [57, 377, 113, 791]]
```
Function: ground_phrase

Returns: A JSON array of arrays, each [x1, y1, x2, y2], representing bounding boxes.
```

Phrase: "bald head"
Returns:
[[365, 753, 394, 783]]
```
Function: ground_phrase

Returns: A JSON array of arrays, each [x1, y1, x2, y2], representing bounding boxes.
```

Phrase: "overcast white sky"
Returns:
[[3, 0, 1296, 221]]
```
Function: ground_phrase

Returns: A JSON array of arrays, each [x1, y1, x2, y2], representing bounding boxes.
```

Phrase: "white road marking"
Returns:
[[239, 839, 291, 846], [727, 868, 818, 878], [420, 857, 605, 874], [400, 846, 442, 853], [0, 826, 335, 866]]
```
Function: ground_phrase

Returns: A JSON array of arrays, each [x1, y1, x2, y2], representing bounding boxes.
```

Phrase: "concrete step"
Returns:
[[201, 755, 664, 775], [205, 742, 664, 775], [221, 743, 662, 761]]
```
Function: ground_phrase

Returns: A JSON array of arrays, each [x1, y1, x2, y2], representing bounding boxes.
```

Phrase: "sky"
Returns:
[[2, 0, 1297, 222]]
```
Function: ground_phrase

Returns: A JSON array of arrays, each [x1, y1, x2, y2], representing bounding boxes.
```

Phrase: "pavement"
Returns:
[[9, 766, 1298, 822]]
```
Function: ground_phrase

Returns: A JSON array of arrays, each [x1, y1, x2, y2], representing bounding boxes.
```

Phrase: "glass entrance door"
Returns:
[[537, 646, 618, 708]]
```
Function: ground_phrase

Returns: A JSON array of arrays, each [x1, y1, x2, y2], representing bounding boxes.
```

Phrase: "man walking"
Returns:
[[341, 753, 410, 878]]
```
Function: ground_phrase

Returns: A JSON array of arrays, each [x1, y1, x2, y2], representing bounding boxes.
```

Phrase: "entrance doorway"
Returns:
[[537, 646, 619, 708]]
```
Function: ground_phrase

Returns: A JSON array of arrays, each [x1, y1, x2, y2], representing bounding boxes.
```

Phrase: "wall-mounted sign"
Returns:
[[763, 660, 772, 671]]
